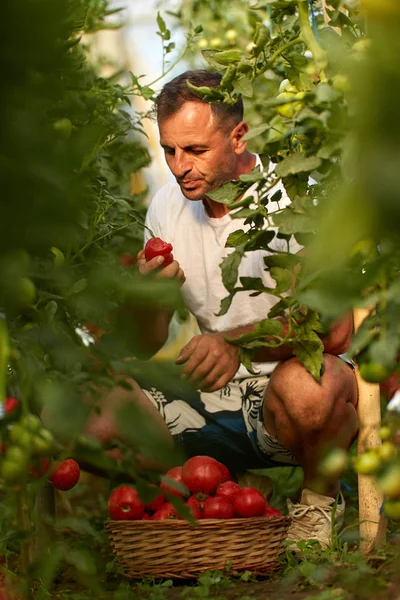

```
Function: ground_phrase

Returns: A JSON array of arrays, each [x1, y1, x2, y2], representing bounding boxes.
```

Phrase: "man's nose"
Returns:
[[172, 150, 192, 178]]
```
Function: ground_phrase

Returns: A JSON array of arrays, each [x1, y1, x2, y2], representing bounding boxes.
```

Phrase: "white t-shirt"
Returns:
[[144, 157, 301, 378]]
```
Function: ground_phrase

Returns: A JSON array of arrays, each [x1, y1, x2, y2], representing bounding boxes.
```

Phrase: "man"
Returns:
[[88, 70, 358, 550]]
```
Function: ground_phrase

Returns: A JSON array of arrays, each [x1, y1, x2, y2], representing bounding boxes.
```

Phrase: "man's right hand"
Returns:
[[136, 249, 186, 287]]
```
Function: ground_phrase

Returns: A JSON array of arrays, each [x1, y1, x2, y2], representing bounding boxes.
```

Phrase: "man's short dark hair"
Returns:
[[154, 70, 243, 131]]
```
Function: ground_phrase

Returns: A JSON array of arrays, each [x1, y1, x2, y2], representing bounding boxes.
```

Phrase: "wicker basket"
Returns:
[[106, 516, 291, 579]]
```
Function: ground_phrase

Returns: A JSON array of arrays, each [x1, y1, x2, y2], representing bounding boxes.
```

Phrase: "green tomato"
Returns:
[[197, 38, 209, 49], [318, 448, 348, 478], [21, 414, 42, 433], [53, 118, 72, 139], [225, 29, 237, 42], [379, 426, 393, 442], [9, 424, 33, 451], [379, 441, 397, 462], [210, 37, 222, 48], [1, 445, 29, 481], [13, 277, 37, 310], [276, 92, 302, 118], [32, 428, 54, 455], [383, 499, 400, 521], [278, 79, 298, 94], [360, 362, 391, 384], [332, 73, 349, 93], [353, 450, 381, 475], [377, 464, 400, 498]]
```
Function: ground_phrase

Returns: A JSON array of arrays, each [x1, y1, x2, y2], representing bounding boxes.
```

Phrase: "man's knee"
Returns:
[[264, 354, 358, 433]]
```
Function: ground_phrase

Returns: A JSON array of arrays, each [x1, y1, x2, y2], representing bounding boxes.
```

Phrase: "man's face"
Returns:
[[159, 101, 239, 201]]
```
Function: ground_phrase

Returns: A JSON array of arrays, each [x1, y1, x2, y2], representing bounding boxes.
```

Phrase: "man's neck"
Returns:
[[203, 152, 257, 219]]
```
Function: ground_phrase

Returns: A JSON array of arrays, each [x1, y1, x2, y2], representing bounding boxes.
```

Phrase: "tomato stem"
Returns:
[[15, 484, 33, 574]]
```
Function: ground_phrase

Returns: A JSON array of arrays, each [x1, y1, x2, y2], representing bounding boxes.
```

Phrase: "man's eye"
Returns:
[[164, 148, 175, 156], [191, 149, 206, 155]]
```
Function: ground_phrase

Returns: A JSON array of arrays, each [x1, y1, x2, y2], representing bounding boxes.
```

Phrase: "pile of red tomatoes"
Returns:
[[108, 455, 282, 521]]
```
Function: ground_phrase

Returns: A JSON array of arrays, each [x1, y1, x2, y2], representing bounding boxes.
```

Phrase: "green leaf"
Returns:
[[208, 180, 251, 204], [207, 49, 243, 66], [270, 266, 293, 294], [275, 154, 322, 178], [239, 166, 264, 182], [291, 335, 325, 382], [225, 229, 249, 248], [216, 293, 236, 316], [242, 124, 270, 141], [264, 253, 302, 270], [221, 248, 245, 292], [156, 12, 166, 33], [67, 278, 88, 296], [238, 347, 260, 375]]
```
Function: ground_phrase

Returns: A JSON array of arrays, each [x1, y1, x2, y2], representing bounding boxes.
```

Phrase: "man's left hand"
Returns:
[[176, 333, 240, 392]]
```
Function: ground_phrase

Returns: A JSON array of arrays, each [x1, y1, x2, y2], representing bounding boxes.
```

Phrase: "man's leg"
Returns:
[[263, 353, 358, 496], [260, 354, 358, 550]]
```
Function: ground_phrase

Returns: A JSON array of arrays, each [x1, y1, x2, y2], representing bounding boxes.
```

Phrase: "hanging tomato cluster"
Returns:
[[108, 455, 282, 521]]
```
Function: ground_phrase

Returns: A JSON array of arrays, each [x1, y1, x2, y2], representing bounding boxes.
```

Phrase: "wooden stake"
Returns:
[[353, 308, 385, 552]]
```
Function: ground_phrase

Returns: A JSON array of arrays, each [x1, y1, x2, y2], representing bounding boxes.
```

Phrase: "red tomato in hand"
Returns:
[[152, 501, 179, 520], [263, 507, 282, 519], [182, 456, 230, 495], [108, 486, 145, 520], [160, 466, 189, 498], [49, 459, 80, 491], [216, 480, 241, 501], [202, 496, 235, 519], [144, 237, 174, 266], [233, 487, 267, 518]]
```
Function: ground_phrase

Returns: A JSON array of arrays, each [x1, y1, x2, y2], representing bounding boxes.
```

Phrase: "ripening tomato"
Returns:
[[202, 496, 235, 519], [144, 238, 174, 266], [216, 480, 241, 501], [233, 487, 267, 518], [181, 456, 230, 495], [160, 466, 189, 498], [152, 502, 179, 520], [108, 486, 145, 520]]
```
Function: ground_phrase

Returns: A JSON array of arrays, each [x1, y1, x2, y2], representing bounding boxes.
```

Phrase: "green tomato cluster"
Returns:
[[1, 414, 54, 483]]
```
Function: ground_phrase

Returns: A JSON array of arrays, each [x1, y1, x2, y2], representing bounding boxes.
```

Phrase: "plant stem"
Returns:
[[15, 484, 33, 574], [298, 0, 327, 69]]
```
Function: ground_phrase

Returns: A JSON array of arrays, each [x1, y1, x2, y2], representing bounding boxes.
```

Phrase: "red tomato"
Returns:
[[142, 513, 151, 520], [202, 496, 235, 519], [28, 457, 50, 479], [216, 480, 241, 501], [144, 486, 165, 512], [108, 486, 145, 520], [4, 397, 19, 415], [144, 238, 174, 266], [186, 495, 204, 519], [152, 502, 179, 520], [263, 507, 282, 519], [49, 459, 80, 491], [380, 371, 400, 400], [233, 487, 267, 518], [182, 456, 230, 495], [119, 253, 135, 268], [160, 466, 189, 498]]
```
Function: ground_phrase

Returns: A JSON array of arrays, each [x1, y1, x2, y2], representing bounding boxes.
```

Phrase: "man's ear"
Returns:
[[231, 121, 249, 155]]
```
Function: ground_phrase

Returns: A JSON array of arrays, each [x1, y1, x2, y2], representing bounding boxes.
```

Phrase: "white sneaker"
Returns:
[[286, 488, 345, 551]]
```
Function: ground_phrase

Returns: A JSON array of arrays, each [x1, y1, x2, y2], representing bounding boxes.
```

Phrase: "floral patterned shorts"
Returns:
[[142, 375, 299, 475]]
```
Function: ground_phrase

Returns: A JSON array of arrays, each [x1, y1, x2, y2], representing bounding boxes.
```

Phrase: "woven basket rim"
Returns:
[[106, 515, 291, 527]]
